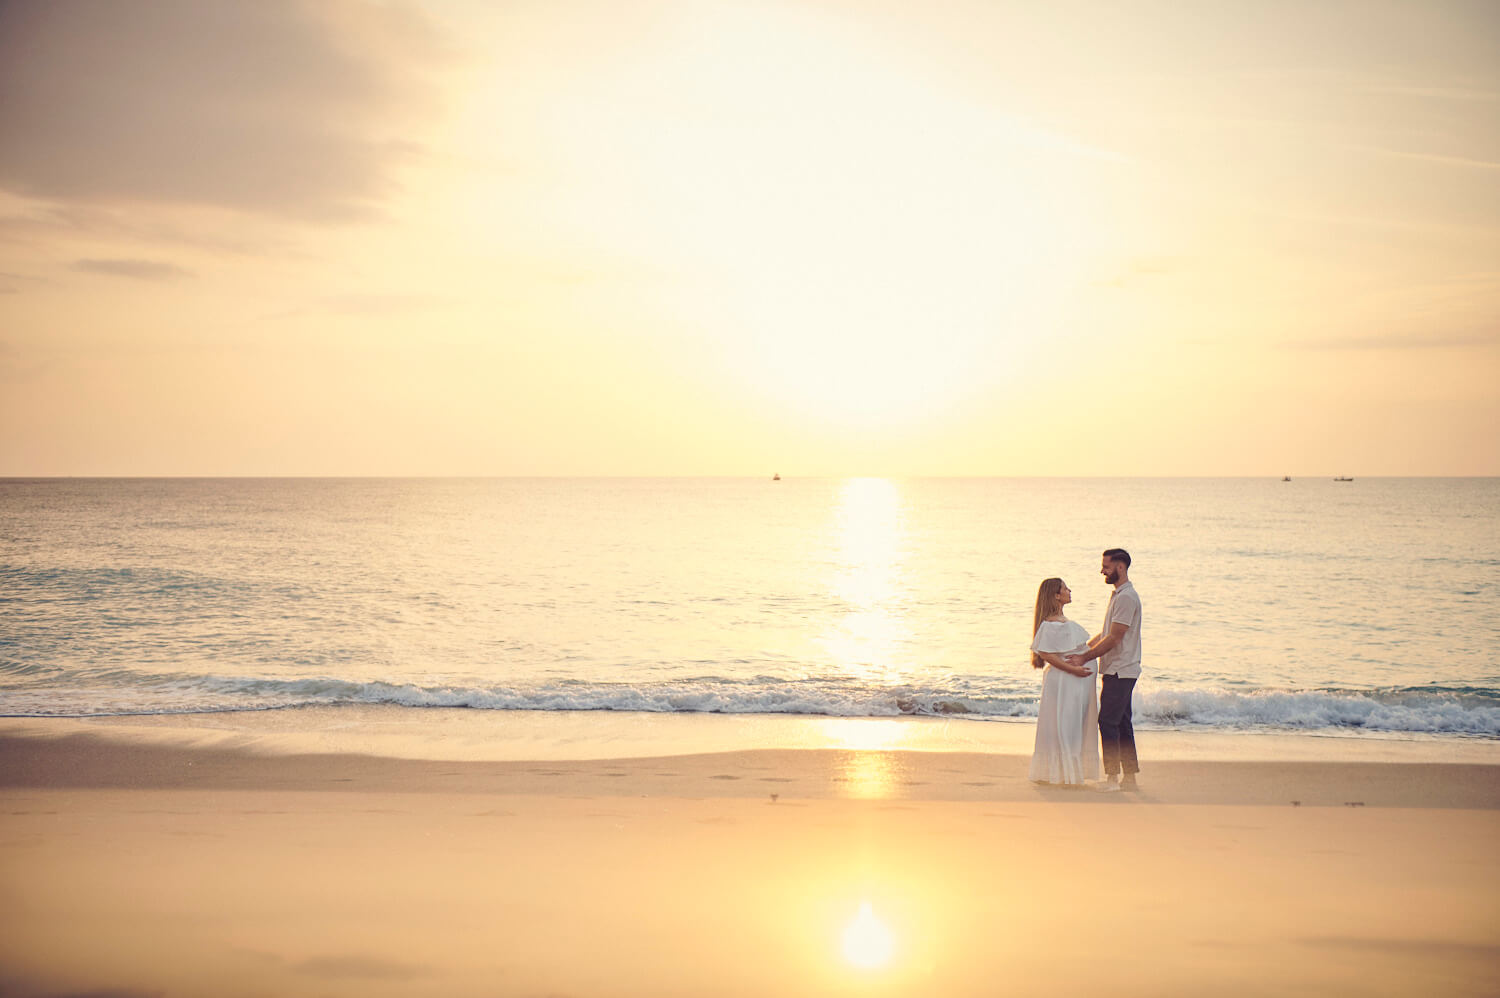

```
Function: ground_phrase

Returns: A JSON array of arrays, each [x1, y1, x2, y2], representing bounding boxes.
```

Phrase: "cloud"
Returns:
[[1347, 145, 1500, 172], [72, 258, 194, 281], [260, 292, 448, 321], [1285, 328, 1499, 351], [1094, 257, 1178, 288], [1267, 209, 1499, 239], [1358, 85, 1500, 103], [1299, 936, 1500, 960], [293, 954, 433, 981], [0, 268, 51, 295], [317, 292, 447, 315], [0, 0, 447, 223], [0, 201, 296, 256]]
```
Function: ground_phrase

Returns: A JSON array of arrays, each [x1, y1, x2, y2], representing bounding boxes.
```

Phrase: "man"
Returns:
[[1064, 549, 1142, 792]]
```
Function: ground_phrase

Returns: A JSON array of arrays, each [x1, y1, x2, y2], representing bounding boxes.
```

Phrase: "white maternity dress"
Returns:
[[1028, 619, 1101, 785]]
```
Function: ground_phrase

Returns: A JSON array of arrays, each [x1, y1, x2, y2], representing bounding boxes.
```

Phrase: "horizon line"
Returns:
[[3, 474, 1496, 481]]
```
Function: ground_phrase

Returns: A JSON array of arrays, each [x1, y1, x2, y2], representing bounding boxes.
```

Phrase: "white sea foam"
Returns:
[[1136, 687, 1500, 735], [1, 675, 1496, 737]]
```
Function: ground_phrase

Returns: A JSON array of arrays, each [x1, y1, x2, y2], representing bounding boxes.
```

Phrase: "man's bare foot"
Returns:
[[1094, 775, 1120, 793], [1121, 775, 1140, 791]]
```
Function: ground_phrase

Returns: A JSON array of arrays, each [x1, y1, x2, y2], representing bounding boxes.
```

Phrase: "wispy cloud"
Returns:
[[1347, 145, 1500, 172], [294, 953, 433, 981], [260, 292, 448, 321], [1358, 85, 1500, 103], [0, 0, 448, 223], [0, 270, 34, 294], [0, 340, 57, 383], [0, 202, 299, 256], [1094, 257, 1178, 289], [1266, 209, 1500, 239], [1284, 329, 1498, 351], [72, 258, 194, 281]]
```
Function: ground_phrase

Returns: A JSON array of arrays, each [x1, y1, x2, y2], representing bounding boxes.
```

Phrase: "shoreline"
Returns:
[[2, 719, 1499, 809], [3, 704, 1497, 765]]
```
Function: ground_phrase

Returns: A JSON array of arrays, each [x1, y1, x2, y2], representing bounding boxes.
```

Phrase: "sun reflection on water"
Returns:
[[822, 477, 911, 683]]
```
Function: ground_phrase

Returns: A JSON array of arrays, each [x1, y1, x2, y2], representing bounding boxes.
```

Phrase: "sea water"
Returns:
[[1, 477, 1496, 739]]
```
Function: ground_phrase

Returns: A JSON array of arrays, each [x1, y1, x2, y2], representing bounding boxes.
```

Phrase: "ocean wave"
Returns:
[[1, 674, 1498, 737], [1136, 687, 1500, 735]]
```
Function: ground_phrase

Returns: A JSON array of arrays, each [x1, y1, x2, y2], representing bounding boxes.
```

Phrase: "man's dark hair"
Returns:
[[1103, 548, 1131, 568]]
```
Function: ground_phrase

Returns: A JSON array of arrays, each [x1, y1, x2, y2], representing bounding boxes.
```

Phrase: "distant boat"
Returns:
[[1282, 476, 1291, 482], [1334, 476, 1354, 482], [772, 473, 781, 481]]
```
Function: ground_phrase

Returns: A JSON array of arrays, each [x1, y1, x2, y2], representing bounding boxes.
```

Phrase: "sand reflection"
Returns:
[[818, 718, 912, 798], [841, 902, 895, 968], [838, 752, 902, 799]]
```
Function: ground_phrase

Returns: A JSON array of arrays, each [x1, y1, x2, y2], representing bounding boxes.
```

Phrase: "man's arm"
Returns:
[[1035, 650, 1092, 677], [1065, 622, 1129, 667]]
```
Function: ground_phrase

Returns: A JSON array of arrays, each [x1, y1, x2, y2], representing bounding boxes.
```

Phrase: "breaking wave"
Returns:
[[1, 672, 1496, 737]]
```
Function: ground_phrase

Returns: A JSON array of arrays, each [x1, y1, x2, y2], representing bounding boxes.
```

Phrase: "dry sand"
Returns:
[[1, 720, 1497, 997]]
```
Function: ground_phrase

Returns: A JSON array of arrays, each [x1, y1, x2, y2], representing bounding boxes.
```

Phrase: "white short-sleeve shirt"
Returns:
[[1098, 581, 1142, 679]]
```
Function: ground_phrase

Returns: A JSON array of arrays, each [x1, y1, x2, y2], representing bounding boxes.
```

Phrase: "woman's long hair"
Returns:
[[1032, 577, 1065, 669]]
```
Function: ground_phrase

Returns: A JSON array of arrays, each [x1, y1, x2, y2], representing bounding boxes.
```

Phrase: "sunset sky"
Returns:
[[1, 0, 1496, 476]]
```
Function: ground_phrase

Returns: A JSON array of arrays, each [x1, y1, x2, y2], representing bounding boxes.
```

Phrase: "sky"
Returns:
[[1, 0, 1497, 477]]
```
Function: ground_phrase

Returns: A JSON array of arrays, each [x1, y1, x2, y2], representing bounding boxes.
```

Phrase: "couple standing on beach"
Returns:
[[1028, 549, 1142, 792]]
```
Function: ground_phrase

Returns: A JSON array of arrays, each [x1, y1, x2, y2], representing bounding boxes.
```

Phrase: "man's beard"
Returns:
[[1105, 570, 1119, 585]]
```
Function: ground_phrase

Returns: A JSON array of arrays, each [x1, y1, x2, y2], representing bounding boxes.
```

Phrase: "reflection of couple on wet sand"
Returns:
[[1029, 549, 1142, 793]]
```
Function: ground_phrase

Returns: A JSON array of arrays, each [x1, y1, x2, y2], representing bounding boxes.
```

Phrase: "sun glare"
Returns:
[[485, 3, 1095, 435], [842, 902, 895, 970], [821, 478, 910, 679]]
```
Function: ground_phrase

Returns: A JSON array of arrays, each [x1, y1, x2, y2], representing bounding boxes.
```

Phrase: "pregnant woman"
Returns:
[[1028, 577, 1101, 785]]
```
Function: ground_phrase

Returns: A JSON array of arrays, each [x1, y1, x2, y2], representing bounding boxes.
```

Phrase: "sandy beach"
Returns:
[[1, 713, 1497, 998], [5, 0, 1499, 991]]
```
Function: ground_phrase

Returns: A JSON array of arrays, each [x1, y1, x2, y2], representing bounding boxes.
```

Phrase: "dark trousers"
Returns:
[[1099, 675, 1139, 776]]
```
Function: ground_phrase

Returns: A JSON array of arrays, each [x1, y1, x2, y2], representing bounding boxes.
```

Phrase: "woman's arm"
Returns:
[[1035, 650, 1092, 677], [1068, 622, 1129, 668]]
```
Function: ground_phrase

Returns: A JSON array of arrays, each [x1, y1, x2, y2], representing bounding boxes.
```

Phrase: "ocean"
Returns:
[[1, 477, 1496, 739]]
